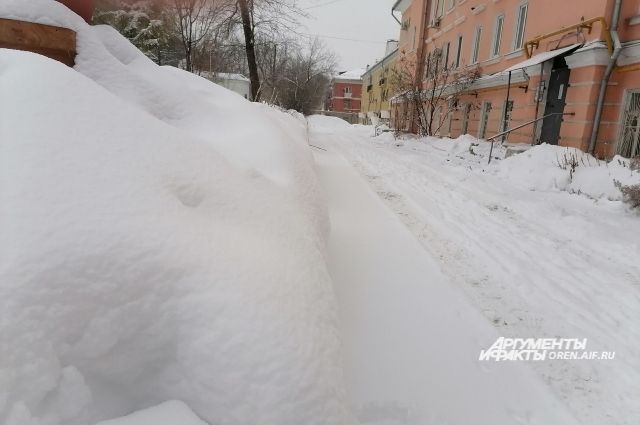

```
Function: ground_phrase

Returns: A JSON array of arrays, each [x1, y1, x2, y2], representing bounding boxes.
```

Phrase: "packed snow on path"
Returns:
[[0, 2, 352, 425], [313, 137, 580, 425], [308, 115, 640, 425]]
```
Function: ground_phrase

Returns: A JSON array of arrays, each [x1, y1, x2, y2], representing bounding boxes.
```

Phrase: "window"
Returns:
[[443, 42, 451, 70], [455, 35, 463, 68], [499, 100, 514, 140], [492, 15, 504, 57], [412, 25, 417, 50], [431, 0, 445, 23], [514, 3, 528, 50], [461, 103, 471, 134], [471, 25, 482, 64], [478, 101, 492, 139], [344, 86, 352, 95], [618, 90, 640, 157], [344, 99, 352, 110], [437, 0, 445, 17]]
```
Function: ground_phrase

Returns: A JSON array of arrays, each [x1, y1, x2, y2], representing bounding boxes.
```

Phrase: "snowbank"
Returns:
[[96, 401, 207, 425], [353, 123, 640, 204], [307, 115, 355, 133], [0, 2, 350, 425], [499, 144, 640, 201]]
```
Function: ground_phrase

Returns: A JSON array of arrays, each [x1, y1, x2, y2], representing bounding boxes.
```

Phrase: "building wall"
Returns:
[[216, 79, 251, 100], [361, 50, 398, 124], [330, 80, 362, 113], [392, 0, 640, 158]]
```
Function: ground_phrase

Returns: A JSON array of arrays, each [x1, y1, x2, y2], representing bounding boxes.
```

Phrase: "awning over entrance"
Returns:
[[501, 43, 582, 74]]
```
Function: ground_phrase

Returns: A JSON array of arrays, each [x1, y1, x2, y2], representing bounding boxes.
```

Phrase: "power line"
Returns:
[[298, 32, 387, 44], [302, 0, 348, 10]]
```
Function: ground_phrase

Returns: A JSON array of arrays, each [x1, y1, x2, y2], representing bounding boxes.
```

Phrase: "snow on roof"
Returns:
[[334, 68, 366, 81], [501, 43, 581, 73]]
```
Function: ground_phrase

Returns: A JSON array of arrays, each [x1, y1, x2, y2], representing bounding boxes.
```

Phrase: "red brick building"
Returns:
[[328, 69, 365, 113]]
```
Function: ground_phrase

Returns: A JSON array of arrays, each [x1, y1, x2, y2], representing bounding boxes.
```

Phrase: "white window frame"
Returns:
[[513, 2, 528, 51], [430, 0, 445, 23], [478, 101, 492, 139], [461, 103, 471, 134], [471, 25, 482, 64], [491, 14, 505, 57]]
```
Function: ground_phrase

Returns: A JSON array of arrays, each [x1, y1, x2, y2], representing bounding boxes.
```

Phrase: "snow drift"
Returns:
[[0, 2, 351, 425]]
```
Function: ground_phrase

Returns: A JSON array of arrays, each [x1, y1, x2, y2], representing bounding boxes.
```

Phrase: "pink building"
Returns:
[[391, 0, 640, 158], [328, 69, 365, 114]]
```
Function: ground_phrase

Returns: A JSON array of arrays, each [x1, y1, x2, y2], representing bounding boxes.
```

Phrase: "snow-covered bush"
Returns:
[[615, 181, 640, 209]]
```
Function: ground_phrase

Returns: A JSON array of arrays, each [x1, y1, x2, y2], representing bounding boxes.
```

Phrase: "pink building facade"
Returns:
[[328, 70, 364, 114], [392, 0, 640, 158]]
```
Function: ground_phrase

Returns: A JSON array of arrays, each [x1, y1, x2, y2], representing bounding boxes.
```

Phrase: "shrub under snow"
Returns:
[[0, 1, 352, 425]]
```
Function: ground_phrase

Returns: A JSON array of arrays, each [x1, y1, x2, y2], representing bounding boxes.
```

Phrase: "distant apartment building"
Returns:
[[328, 69, 364, 114], [360, 41, 399, 125], [391, 0, 640, 158]]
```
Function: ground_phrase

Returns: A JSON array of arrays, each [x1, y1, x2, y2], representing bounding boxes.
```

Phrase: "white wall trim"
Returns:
[[564, 42, 611, 69]]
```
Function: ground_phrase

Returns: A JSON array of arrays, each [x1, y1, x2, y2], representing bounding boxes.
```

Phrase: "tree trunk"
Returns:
[[237, 0, 261, 102]]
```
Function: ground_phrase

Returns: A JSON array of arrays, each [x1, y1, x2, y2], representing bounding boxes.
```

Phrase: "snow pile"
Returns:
[[356, 122, 639, 204], [499, 144, 640, 200], [96, 401, 207, 425], [307, 114, 354, 133], [0, 2, 351, 425]]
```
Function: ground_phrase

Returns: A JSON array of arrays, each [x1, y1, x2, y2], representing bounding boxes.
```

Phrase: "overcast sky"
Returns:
[[297, 0, 400, 72]]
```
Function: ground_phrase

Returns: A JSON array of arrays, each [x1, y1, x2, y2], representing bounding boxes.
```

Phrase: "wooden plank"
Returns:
[[0, 18, 76, 66]]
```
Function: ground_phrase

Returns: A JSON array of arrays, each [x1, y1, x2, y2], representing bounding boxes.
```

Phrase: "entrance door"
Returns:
[[540, 60, 570, 145]]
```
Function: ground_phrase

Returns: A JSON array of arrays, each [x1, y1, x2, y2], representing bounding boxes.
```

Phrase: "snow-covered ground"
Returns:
[[2, 2, 638, 424], [314, 138, 579, 425], [1, 2, 350, 425], [309, 116, 640, 425]]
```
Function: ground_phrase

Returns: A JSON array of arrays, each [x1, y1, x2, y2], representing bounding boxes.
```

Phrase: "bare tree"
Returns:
[[275, 38, 336, 114], [169, 0, 232, 72], [230, 0, 305, 102], [391, 47, 480, 136]]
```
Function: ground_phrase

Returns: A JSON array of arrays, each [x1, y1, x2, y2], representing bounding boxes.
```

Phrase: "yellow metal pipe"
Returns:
[[616, 63, 640, 73], [524, 17, 612, 58]]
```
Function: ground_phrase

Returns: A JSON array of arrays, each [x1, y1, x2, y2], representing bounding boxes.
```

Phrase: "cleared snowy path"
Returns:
[[310, 118, 640, 425], [312, 131, 579, 425]]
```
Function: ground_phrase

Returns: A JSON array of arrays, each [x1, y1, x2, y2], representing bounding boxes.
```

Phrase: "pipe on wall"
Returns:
[[588, 0, 622, 154]]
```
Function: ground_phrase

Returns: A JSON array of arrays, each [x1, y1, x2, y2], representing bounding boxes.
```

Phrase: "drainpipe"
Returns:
[[588, 0, 622, 154], [391, 0, 402, 25]]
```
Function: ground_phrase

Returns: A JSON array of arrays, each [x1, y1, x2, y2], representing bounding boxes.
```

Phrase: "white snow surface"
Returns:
[[0, 2, 351, 425], [95, 401, 207, 425], [308, 115, 640, 425], [312, 129, 580, 425]]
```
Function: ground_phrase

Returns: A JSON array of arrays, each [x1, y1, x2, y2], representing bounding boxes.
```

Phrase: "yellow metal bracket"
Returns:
[[524, 17, 612, 58]]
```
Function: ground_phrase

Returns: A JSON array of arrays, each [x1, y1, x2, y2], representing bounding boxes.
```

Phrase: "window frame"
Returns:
[[471, 25, 482, 64], [455, 35, 463, 68], [513, 2, 528, 51], [491, 14, 505, 58], [443, 41, 451, 70]]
